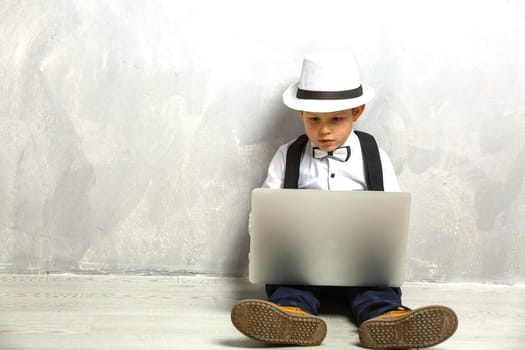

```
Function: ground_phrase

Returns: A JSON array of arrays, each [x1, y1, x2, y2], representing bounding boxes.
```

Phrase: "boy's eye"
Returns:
[[332, 117, 343, 122]]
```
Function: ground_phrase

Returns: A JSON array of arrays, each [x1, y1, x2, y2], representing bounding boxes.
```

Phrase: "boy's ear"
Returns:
[[352, 105, 366, 121]]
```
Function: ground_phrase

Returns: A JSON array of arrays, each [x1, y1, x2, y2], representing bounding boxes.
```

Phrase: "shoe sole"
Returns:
[[358, 305, 458, 349], [231, 299, 327, 346]]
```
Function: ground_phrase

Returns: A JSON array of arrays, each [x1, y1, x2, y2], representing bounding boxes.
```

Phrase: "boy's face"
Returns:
[[301, 106, 364, 152]]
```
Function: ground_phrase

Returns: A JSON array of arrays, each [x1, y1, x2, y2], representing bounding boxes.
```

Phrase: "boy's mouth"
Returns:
[[319, 139, 335, 145]]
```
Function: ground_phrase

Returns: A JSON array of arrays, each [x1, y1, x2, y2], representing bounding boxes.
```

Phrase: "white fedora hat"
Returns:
[[283, 53, 375, 113]]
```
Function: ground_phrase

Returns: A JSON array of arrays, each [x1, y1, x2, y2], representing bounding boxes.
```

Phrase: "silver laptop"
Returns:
[[249, 189, 411, 287]]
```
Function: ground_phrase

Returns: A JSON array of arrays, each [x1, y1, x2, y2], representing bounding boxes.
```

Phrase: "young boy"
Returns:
[[231, 54, 458, 349]]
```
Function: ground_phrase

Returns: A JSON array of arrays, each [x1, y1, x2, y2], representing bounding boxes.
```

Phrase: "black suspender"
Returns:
[[283, 131, 384, 191], [283, 134, 309, 189], [354, 130, 384, 191]]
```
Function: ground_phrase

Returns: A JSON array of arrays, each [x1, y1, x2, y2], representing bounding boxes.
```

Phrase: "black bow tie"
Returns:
[[312, 146, 351, 162]]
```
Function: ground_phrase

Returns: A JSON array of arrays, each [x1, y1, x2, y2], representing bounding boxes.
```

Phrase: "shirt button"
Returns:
[[331, 173, 335, 178]]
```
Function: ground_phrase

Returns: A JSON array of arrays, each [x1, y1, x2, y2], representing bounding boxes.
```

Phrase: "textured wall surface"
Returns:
[[1, 1, 524, 283]]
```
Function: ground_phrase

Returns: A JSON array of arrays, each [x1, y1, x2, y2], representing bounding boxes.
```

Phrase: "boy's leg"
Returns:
[[230, 285, 326, 346], [346, 287, 458, 349], [348, 286, 404, 325], [266, 284, 321, 315]]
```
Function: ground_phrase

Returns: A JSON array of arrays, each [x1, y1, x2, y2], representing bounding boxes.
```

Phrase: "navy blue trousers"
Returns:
[[266, 285, 404, 326]]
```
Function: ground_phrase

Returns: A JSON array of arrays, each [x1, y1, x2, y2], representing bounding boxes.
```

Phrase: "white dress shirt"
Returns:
[[262, 130, 400, 192]]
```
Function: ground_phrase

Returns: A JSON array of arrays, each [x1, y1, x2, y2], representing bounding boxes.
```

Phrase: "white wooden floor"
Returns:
[[0, 275, 524, 350]]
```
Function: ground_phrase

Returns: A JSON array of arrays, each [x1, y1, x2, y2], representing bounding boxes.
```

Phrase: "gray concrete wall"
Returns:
[[1, 0, 524, 283]]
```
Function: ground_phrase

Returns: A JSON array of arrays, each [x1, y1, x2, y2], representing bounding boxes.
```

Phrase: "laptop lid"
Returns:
[[249, 189, 411, 287]]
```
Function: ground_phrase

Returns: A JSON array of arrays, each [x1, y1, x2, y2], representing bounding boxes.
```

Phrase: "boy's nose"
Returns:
[[319, 124, 331, 135]]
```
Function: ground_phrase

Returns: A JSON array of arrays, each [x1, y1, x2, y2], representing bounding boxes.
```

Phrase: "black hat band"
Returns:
[[296, 85, 363, 100]]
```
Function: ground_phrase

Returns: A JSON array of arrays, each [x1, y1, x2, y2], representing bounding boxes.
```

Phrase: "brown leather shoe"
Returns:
[[358, 305, 458, 349], [231, 299, 327, 346]]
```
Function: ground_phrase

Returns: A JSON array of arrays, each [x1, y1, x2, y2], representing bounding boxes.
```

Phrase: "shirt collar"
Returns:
[[306, 130, 357, 153]]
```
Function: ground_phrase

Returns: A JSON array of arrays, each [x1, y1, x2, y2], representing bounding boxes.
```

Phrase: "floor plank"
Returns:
[[0, 275, 524, 349]]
